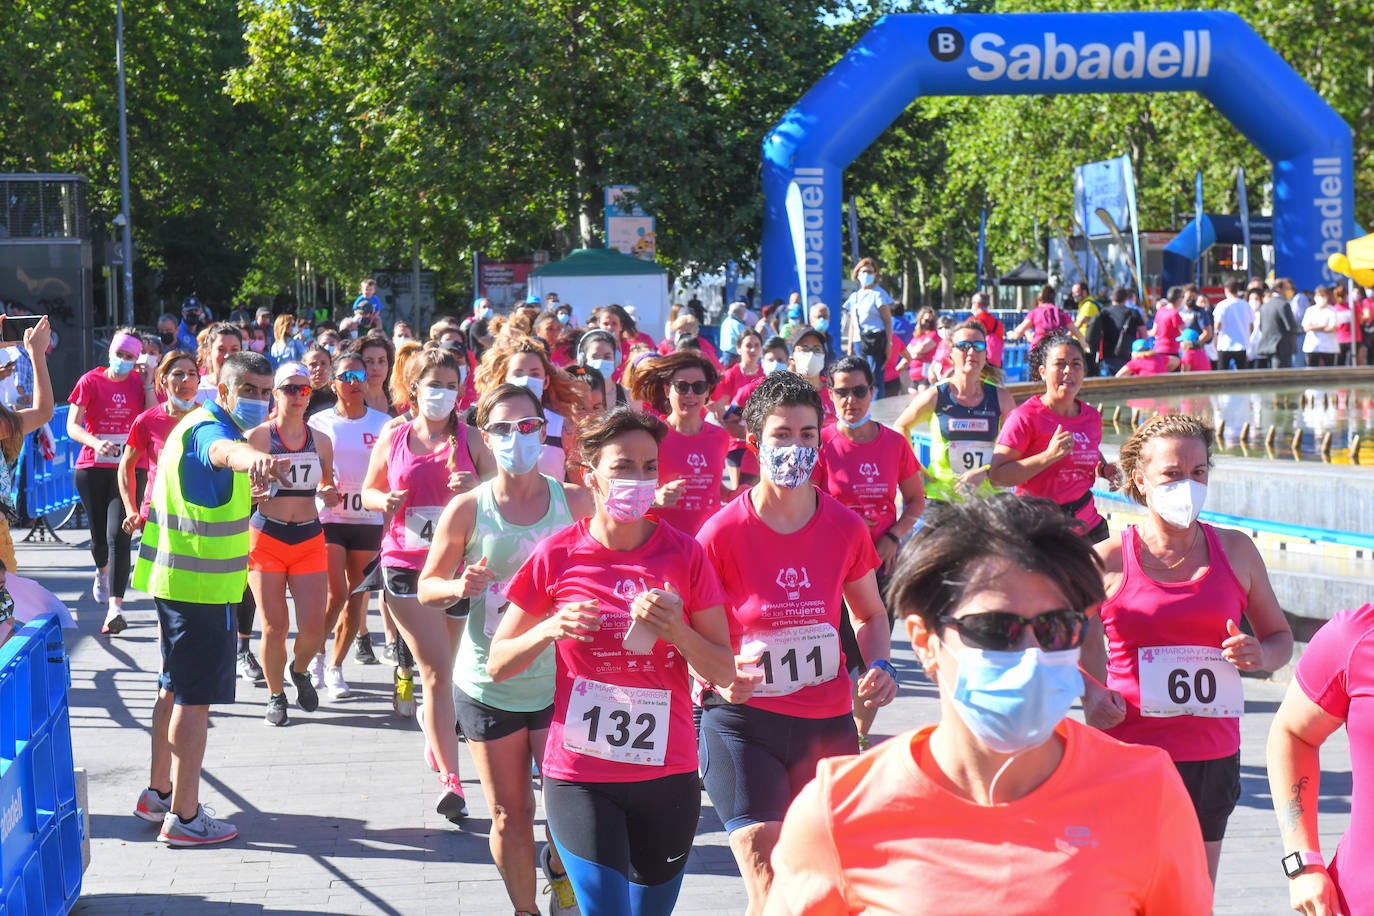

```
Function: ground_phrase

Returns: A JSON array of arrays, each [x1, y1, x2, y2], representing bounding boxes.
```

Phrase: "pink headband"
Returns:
[[110, 332, 142, 357]]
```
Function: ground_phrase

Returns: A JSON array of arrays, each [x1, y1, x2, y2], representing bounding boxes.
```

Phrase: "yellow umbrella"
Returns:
[[1345, 232, 1374, 269]]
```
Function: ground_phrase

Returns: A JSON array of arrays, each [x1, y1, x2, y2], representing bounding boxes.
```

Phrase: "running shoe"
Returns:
[[237, 650, 264, 682], [540, 842, 580, 916], [393, 669, 415, 718], [265, 693, 289, 727], [435, 772, 469, 821], [308, 652, 325, 688], [354, 634, 379, 665], [102, 613, 128, 635], [92, 569, 109, 604], [380, 640, 397, 664], [158, 804, 238, 847], [324, 665, 351, 699], [290, 667, 320, 713], [857, 733, 872, 754], [133, 787, 170, 824]]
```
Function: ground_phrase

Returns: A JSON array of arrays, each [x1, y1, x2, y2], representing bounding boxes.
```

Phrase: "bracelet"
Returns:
[[869, 658, 897, 682], [881, 531, 900, 546]]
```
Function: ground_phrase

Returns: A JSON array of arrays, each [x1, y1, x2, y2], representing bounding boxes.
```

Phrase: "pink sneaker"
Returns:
[[435, 772, 468, 821]]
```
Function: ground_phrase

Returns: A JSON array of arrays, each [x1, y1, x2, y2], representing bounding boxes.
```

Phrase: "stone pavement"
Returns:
[[9, 530, 1350, 916]]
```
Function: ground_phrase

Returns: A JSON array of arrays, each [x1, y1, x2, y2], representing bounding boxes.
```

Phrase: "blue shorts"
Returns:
[[699, 702, 857, 832], [156, 597, 236, 706]]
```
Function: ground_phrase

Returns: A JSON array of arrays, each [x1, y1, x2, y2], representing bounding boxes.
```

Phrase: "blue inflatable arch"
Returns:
[[761, 11, 1353, 313]]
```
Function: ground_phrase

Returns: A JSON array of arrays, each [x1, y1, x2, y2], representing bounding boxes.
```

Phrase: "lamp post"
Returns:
[[116, 0, 135, 325]]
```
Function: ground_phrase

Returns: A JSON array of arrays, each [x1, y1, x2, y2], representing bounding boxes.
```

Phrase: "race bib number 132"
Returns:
[[563, 678, 670, 766]]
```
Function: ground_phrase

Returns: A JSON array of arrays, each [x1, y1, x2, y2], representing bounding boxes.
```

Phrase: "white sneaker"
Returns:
[[324, 665, 351, 699], [157, 804, 238, 847], [309, 652, 325, 688], [92, 569, 109, 604]]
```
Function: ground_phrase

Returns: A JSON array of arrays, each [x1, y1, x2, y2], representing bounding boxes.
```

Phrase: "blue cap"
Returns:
[[525, 293, 542, 305], [1131, 339, 1150, 353], [787, 305, 803, 320], [1179, 329, 1200, 343]]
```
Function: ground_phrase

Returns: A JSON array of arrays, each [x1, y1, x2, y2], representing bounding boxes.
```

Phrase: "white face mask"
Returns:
[[794, 351, 825, 377], [508, 374, 545, 400], [1147, 479, 1207, 529], [417, 385, 458, 420]]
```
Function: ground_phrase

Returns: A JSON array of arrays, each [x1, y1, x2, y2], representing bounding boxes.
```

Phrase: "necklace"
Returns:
[[1140, 526, 1201, 570]]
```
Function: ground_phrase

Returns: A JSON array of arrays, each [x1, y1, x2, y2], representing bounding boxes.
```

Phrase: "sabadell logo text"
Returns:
[[929, 27, 1213, 83]]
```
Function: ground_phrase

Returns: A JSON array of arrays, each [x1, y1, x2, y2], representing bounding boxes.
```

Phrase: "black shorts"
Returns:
[[155, 597, 236, 706], [454, 687, 554, 742], [839, 569, 892, 676], [323, 522, 382, 553], [700, 702, 857, 832], [383, 566, 468, 618], [545, 771, 700, 888], [725, 447, 745, 469], [1173, 752, 1241, 842]]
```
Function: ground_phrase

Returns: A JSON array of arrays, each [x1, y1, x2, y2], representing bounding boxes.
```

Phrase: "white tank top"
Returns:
[[308, 406, 391, 525]]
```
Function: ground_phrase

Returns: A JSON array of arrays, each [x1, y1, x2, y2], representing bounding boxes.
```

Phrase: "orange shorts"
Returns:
[[249, 514, 327, 575]]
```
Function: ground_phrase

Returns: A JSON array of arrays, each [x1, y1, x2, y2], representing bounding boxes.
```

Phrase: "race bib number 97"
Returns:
[[563, 678, 670, 766], [948, 440, 992, 472], [1138, 645, 1244, 718]]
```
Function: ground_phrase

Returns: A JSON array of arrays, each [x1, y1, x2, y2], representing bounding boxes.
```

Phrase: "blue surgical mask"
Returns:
[[478, 307, 494, 320], [587, 357, 616, 379], [557, 311, 571, 325], [943, 642, 1082, 755], [490, 430, 543, 476], [814, 317, 830, 334], [168, 393, 198, 412], [835, 411, 871, 430], [758, 443, 818, 489], [859, 271, 876, 287], [228, 397, 270, 431], [110, 356, 136, 376], [509, 375, 545, 400], [762, 357, 782, 375]]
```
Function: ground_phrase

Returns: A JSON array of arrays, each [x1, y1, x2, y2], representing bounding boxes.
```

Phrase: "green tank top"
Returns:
[[925, 380, 1001, 503], [453, 474, 572, 712]]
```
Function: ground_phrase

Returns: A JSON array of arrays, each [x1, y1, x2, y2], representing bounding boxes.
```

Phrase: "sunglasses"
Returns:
[[938, 609, 1086, 652], [952, 340, 988, 353], [670, 380, 710, 396], [334, 370, 366, 384], [484, 417, 546, 437], [831, 384, 870, 400], [277, 383, 312, 397]]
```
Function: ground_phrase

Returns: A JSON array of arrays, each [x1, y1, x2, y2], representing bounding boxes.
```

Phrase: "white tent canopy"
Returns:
[[527, 248, 670, 337]]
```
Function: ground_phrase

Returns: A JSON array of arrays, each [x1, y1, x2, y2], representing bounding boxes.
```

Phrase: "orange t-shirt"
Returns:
[[765, 719, 1211, 916]]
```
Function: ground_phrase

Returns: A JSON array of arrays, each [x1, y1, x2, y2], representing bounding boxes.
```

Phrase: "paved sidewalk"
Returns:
[[10, 530, 1350, 915]]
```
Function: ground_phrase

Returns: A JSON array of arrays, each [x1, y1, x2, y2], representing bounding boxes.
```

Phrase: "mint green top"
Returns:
[[453, 474, 572, 712]]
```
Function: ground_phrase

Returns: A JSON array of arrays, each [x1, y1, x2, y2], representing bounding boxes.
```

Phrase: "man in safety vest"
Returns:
[[130, 351, 289, 847]]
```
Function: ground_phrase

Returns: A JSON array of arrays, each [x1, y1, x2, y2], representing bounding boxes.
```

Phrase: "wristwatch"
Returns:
[[1281, 850, 1323, 878]]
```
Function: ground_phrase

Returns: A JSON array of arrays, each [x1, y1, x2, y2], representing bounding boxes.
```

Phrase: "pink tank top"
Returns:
[[380, 418, 476, 570], [1102, 524, 1248, 761]]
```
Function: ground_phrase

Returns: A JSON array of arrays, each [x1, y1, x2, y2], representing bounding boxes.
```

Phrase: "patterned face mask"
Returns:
[[758, 443, 818, 489]]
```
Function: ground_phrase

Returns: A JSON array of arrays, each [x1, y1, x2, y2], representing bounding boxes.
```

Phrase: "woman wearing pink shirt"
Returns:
[[489, 407, 736, 916], [991, 330, 1117, 543], [696, 371, 898, 915], [362, 347, 496, 820], [630, 352, 730, 536], [119, 351, 199, 534], [68, 328, 157, 633]]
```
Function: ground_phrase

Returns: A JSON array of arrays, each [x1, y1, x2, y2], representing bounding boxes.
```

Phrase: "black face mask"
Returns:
[[160, 331, 176, 346]]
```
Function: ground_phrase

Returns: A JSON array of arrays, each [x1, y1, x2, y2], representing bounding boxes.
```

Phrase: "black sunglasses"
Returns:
[[938, 610, 1086, 652], [831, 384, 870, 399], [670, 380, 710, 395]]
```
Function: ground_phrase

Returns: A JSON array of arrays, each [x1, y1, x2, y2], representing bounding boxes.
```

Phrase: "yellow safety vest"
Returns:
[[131, 407, 250, 604]]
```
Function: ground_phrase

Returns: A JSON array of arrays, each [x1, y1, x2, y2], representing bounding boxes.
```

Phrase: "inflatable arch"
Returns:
[[761, 11, 1353, 314]]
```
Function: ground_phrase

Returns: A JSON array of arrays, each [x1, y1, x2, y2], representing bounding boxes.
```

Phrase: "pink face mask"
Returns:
[[601, 476, 656, 522], [249, 339, 267, 353]]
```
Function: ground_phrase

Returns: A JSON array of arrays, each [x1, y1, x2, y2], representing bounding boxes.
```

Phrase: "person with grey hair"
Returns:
[[131, 350, 291, 847], [968, 291, 1005, 367], [720, 300, 750, 368]]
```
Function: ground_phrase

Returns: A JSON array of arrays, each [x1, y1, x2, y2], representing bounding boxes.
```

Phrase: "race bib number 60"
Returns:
[[563, 678, 669, 766], [1138, 645, 1244, 718]]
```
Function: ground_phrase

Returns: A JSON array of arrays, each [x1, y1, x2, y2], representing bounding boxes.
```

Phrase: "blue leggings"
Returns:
[[544, 772, 700, 916]]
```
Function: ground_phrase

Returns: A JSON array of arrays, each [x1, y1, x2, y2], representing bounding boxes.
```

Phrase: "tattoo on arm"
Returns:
[[1284, 775, 1310, 835]]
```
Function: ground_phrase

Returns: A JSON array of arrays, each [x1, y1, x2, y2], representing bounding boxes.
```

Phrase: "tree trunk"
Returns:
[[912, 251, 929, 309]]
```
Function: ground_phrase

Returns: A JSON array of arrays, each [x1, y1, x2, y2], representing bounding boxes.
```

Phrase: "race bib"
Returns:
[[1138, 645, 1244, 718], [278, 451, 321, 490], [403, 507, 442, 550], [328, 490, 373, 522], [93, 433, 127, 466], [482, 578, 510, 638], [563, 678, 670, 766], [948, 440, 993, 473], [740, 623, 841, 698]]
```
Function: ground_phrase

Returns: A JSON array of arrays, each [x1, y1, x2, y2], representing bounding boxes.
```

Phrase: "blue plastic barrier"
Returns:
[[22, 406, 80, 522], [1001, 342, 1030, 383], [0, 616, 82, 916]]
